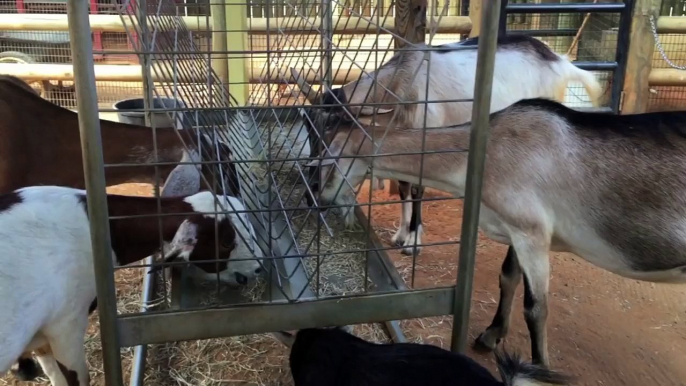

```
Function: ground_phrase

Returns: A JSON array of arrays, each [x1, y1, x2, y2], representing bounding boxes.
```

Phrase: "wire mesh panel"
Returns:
[[648, 1, 686, 112], [503, 1, 624, 109], [13, 0, 498, 383]]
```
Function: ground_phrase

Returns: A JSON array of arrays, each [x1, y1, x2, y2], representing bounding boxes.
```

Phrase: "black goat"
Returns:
[[274, 327, 571, 386]]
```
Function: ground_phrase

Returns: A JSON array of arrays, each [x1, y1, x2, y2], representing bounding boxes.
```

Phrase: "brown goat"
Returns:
[[0, 76, 237, 195]]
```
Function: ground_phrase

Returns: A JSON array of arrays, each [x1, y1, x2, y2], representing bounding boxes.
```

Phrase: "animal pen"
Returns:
[[62, 0, 502, 384], [2, 0, 686, 385]]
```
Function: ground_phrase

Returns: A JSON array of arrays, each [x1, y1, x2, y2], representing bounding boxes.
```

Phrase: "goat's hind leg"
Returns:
[[44, 317, 90, 386], [512, 236, 552, 367], [401, 185, 424, 255], [474, 246, 522, 352]]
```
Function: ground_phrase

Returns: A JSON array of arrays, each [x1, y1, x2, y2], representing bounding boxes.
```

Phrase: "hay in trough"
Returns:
[[256, 117, 375, 298]]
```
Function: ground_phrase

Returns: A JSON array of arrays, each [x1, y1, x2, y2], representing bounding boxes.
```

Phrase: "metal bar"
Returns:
[[498, 0, 507, 36], [321, 0, 333, 88], [354, 206, 408, 343], [129, 256, 157, 386], [573, 61, 618, 71], [118, 287, 454, 346], [505, 3, 625, 14], [66, 0, 123, 384], [610, 0, 635, 113], [508, 28, 578, 37], [451, 0, 500, 354], [0, 14, 473, 34]]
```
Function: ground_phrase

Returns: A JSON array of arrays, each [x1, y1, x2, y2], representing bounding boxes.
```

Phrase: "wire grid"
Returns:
[[648, 1, 686, 112], [241, 0, 475, 307], [0, 0, 138, 107], [247, 0, 467, 106], [107, 0, 298, 311], [505, 9, 619, 108]]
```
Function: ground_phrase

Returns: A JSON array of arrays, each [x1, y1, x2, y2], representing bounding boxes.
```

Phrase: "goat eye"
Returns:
[[221, 239, 235, 249]]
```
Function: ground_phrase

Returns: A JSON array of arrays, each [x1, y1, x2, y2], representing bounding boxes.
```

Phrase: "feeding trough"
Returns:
[[114, 97, 186, 130]]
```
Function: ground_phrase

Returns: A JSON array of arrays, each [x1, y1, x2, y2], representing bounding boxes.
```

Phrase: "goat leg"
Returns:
[[474, 247, 522, 352]]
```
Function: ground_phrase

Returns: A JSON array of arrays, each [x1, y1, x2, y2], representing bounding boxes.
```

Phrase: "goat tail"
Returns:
[[560, 57, 604, 107], [495, 350, 572, 386]]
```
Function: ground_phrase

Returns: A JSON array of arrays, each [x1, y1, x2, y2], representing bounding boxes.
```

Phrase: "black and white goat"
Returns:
[[309, 98, 686, 366], [274, 327, 570, 386], [0, 186, 262, 385], [293, 35, 603, 255]]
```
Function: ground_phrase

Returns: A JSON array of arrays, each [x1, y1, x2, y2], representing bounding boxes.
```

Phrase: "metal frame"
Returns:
[[498, 0, 636, 114], [67, 0, 501, 384]]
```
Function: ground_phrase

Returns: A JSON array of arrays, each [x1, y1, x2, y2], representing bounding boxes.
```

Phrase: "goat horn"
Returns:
[[290, 67, 322, 105]]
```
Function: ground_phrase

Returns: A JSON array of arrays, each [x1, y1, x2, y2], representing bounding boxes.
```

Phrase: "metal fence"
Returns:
[[63, 0, 501, 384], [649, 0, 686, 111]]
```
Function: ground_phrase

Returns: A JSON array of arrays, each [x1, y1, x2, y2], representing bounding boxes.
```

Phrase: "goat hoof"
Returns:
[[473, 332, 500, 353], [391, 231, 407, 247], [401, 245, 422, 256], [11, 357, 42, 381]]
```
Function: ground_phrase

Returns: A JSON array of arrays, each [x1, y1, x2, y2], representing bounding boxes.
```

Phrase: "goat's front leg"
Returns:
[[512, 236, 552, 367], [400, 185, 424, 255], [474, 246, 522, 352], [392, 181, 412, 248]]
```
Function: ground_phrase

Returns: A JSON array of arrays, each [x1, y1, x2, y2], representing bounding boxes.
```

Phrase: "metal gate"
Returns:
[[64, 0, 503, 384], [499, 0, 635, 113]]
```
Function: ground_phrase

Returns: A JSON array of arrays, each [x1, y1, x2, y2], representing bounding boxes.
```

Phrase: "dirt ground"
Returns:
[[358, 184, 686, 386]]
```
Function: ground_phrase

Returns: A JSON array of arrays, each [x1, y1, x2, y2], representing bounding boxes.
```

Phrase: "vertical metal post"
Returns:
[[140, 0, 155, 128], [66, 0, 124, 385], [450, 0, 500, 353], [498, 0, 508, 36], [321, 0, 333, 89]]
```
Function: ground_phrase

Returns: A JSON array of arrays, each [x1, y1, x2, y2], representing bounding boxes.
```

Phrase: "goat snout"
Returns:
[[234, 272, 248, 285]]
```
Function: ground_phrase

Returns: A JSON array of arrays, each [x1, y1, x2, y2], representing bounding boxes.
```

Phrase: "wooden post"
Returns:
[[211, 0, 229, 86], [394, 0, 427, 48], [226, 0, 249, 105], [621, 0, 661, 114], [468, 0, 481, 37]]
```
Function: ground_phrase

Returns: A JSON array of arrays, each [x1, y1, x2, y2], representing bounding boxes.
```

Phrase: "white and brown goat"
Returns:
[[0, 186, 262, 386], [293, 34, 603, 255], [310, 98, 686, 367]]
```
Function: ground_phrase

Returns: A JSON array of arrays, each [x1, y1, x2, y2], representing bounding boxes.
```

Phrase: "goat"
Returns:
[[0, 75, 239, 196], [308, 98, 686, 367], [0, 186, 263, 386], [273, 327, 570, 386], [293, 34, 603, 255]]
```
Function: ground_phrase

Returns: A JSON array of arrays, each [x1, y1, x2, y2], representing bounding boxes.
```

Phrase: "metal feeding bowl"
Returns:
[[113, 97, 186, 130]]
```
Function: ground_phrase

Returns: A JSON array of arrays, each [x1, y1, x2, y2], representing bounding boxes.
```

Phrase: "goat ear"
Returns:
[[272, 331, 297, 347], [305, 158, 336, 168], [164, 220, 199, 260], [148, 249, 181, 275], [160, 164, 201, 197], [358, 106, 394, 116]]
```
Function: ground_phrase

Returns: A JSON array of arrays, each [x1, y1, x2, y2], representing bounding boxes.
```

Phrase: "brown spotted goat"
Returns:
[[0, 186, 262, 386]]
